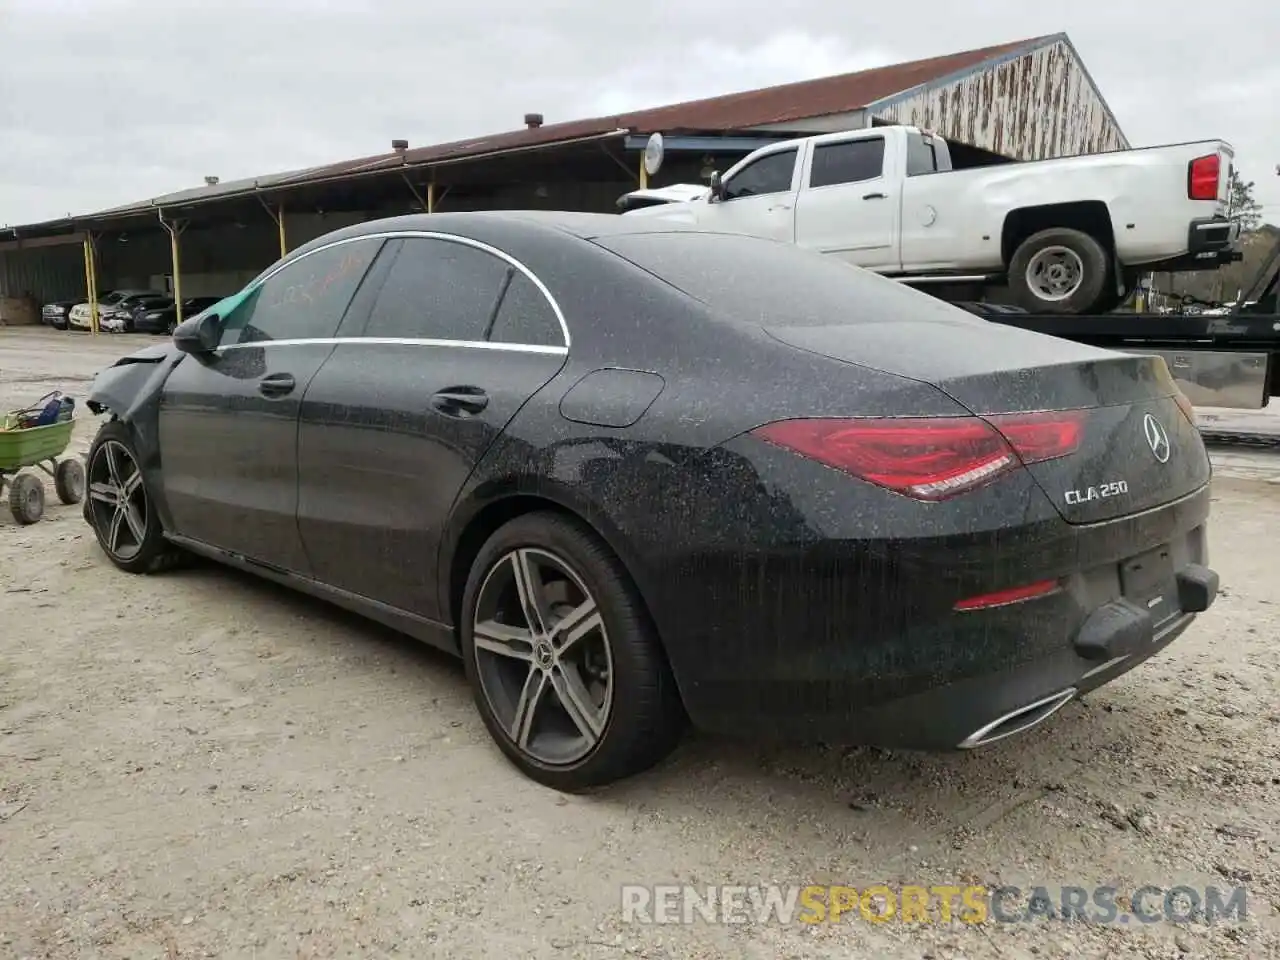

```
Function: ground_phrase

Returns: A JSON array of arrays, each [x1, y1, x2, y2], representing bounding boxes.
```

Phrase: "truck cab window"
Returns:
[[906, 134, 939, 177], [722, 149, 798, 200], [809, 138, 886, 188]]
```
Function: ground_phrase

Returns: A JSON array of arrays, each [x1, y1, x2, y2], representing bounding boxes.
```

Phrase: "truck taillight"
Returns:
[[1188, 154, 1220, 201]]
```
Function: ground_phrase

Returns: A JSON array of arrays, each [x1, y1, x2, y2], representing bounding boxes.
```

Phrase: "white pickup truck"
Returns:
[[619, 125, 1241, 314]]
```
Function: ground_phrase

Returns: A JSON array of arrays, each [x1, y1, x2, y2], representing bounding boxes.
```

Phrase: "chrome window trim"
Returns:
[[220, 337, 567, 356], [230, 229, 570, 350]]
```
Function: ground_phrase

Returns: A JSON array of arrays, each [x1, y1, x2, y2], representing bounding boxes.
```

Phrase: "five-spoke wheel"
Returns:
[[84, 420, 184, 573], [88, 439, 148, 562], [461, 512, 684, 790], [472, 547, 614, 766]]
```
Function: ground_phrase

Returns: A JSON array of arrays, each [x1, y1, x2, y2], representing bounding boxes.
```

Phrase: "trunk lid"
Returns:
[[766, 317, 1211, 524]]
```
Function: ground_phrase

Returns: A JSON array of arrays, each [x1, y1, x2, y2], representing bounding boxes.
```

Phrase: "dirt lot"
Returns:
[[2, 327, 1279, 959]]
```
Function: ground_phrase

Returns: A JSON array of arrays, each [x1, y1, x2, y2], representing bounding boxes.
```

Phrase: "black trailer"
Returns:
[[956, 238, 1280, 420]]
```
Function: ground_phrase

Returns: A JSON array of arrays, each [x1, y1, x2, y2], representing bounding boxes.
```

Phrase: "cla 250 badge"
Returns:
[[1065, 480, 1129, 505]]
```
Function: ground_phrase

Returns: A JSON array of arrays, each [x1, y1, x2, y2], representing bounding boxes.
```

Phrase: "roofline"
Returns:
[[861, 34, 1058, 112], [863, 32, 1129, 148], [34, 129, 628, 232], [1055, 34, 1129, 147]]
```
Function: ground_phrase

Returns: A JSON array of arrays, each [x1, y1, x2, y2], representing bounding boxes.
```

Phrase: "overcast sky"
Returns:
[[2, 0, 1277, 227]]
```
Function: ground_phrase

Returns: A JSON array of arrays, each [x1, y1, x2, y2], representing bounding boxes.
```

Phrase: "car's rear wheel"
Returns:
[[460, 512, 684, 791], [85, 421, 184, 574], [1008, 227, 1110, 314]]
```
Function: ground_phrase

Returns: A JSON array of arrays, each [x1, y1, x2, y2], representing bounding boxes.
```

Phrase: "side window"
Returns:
[[219, 239, 380, 346], [487, 272, 564, 347], [361, 237, 510, 341], [722, 149, 798, 201], [809, 138, 886, 188], [906, 134, 939, 177]]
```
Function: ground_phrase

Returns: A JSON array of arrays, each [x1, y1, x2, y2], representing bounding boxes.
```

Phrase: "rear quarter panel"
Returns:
[[899, 140, 1231, 271]]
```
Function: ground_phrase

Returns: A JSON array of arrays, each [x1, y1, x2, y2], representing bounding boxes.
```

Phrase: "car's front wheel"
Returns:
[[460, 512, 685, 791], [85, 420, 184, 574]]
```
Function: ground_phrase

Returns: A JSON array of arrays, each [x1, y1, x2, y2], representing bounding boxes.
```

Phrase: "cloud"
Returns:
[[1, 0, 1277, 226]]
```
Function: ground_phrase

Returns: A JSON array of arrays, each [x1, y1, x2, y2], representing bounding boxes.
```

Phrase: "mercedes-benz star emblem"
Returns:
[[1143, 413, 1171, 464]]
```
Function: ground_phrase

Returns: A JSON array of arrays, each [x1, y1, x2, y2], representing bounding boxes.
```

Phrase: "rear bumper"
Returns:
[[1148, 217, 1243, 273], [660, 484, 1215, 750], [829, 609, 1202, 751], [1188, 216, 1241, 258]]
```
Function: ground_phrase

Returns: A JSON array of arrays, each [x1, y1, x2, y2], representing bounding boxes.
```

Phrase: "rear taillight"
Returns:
[[1188, 154, 1220, 201], [986, 409, 1085, 463], [750, 411, 1085, 501]]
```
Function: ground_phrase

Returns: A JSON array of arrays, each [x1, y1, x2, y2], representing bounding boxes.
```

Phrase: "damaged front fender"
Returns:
[[85, 344, 183, 420], [85, 344, 186, 471]]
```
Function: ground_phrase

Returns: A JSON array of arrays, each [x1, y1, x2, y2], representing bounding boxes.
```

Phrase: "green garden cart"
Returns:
[[0, 405, 85, 525]]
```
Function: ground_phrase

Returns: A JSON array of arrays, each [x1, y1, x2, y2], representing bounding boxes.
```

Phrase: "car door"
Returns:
[[699, 147, 799, 243], [296, 233, 569, 620], [792, 135, 901, 271], [158, 237, 385, 572]]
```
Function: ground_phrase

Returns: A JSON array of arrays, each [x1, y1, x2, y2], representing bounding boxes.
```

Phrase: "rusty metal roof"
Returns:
[[9, 34, 1052, 233], [315, 34, 1052, 176]]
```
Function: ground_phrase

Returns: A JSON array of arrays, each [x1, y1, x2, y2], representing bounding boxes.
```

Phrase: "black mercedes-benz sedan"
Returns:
[[81, 211, 1219, 790]]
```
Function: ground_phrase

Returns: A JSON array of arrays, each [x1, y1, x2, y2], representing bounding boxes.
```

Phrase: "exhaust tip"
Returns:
[[957, 688, 1076, 749]]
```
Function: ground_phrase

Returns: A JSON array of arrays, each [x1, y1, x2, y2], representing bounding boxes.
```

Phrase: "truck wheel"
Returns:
[[1008, 228, 1110, 314]]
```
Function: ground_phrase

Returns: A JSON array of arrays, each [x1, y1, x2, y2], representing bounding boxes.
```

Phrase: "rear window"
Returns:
[[598, 231, 973, 328]]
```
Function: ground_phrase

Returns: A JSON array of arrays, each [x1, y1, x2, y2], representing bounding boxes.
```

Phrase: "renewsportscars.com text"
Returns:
[[620, 884, 1248, 926]]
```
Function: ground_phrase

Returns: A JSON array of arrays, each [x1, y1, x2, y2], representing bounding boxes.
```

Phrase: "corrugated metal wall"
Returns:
[[869, 39, 1127, 160], [0, 244, 87, 302]]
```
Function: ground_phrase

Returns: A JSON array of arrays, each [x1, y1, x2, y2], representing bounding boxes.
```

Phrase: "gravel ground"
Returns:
[[1, 327, 1279, 960]]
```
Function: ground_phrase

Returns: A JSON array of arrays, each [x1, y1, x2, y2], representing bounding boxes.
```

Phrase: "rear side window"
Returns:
[[809, 138, 885, 188], [361, 237, 509, 341], [487, 272, 564, 347], [906, 134, 939, 177], [598, 232, 972, 328], [723, 149, 798, 200]]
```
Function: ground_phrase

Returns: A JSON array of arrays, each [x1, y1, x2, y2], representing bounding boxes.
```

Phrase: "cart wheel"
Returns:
[[54, 458, 85, 505], [9, 473, 45, 525]]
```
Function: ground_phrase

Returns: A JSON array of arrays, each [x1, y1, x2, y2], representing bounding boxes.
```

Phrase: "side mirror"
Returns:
[[173, 312, 221, 354], [708, 171, 724, 203]]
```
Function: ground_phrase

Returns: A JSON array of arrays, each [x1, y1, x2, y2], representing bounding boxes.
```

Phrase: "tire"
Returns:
[[54, 458, 85, 504], [8, 473, 45, 524], [84, 420, 185, 574], [1090, 268, 1141, 314], [460, 511, 685, 791], [1008, 227, 1110, 314]]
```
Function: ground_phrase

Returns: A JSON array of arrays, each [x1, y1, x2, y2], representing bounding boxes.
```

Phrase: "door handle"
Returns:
[[768, 203, 793, 211], [258, 372, 296, 397], [862, 192, 888, 201], [430, 386, 489, 417]]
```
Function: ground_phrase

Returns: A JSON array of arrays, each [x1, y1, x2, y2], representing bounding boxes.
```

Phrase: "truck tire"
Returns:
[[1008, 228, 1110, 314]]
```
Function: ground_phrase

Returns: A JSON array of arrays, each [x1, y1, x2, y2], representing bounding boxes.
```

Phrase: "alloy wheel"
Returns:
[[87, 440, 148, 561], [1025, 245, 1085, 302], [471, 547, 614, 766]]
